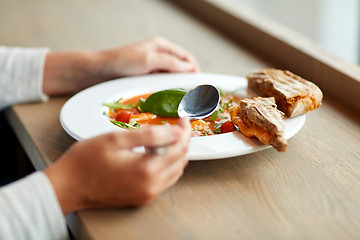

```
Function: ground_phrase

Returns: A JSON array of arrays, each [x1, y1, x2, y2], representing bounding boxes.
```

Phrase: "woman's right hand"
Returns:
[[44, 118, 191, 215]]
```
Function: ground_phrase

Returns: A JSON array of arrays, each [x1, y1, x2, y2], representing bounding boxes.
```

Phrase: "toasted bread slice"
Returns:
[[247, 69, 323, 117], [230, 97, 287, 152]]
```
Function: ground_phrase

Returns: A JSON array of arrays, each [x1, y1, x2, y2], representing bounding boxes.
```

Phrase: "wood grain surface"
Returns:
[[2, 0, 360, 239]]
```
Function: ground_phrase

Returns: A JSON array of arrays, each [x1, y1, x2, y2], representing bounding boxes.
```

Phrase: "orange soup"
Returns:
[[106, 92, 241, 136]]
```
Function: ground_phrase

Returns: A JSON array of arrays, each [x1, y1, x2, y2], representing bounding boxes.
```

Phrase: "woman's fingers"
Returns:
[[149, 52, 197, 73], [158, 155, 188, 190], [103, 118, 191, 152], [153, 37, 190, 60], [146, 120, 191, 195], [177, 117, 192, 134], [147, 37, 200, 73], [154, 37, 200, 71], [102, 124, 179, 150], [143, 118, 191, 171], [129, 118, 191, 181], [97, 37, 200, 77]]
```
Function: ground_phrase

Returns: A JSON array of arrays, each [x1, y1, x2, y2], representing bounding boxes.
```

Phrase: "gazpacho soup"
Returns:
[[103, 88, 241, 136]]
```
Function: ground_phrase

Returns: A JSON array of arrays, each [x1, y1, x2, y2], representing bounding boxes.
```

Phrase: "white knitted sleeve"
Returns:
[[0, 171, 69, 240], [0, 46, 49, 111]]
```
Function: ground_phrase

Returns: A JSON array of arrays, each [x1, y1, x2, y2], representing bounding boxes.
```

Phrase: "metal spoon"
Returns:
[[146, 84, 220, 155], [177, 84, 220, 119]]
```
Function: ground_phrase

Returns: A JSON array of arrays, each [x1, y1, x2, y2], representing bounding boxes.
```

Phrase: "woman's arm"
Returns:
[[0, 47, 49, 110], [43, 37, 199, 95], [0, 172, 68, 239]]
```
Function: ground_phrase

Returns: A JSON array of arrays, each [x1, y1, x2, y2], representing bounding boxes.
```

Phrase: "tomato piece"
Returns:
[[115, 111, 133, 123], [220, 121, 235, 133]]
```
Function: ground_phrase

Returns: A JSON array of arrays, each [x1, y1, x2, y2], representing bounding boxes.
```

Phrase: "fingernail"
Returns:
[[180, 61, 193, 71]]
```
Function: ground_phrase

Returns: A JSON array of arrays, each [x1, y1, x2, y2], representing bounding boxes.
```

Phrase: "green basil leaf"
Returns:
[[136, 98, 147, 112], [138, 88, 187, 117]]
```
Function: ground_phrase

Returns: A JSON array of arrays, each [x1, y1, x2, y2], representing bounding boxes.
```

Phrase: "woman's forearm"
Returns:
[[42, 37, 199, 96], [42, 51, 105, 95]]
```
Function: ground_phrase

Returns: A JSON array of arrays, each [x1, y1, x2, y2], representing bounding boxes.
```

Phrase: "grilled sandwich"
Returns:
[[247, 69, 323, 117], [230, 97, 287, 152]]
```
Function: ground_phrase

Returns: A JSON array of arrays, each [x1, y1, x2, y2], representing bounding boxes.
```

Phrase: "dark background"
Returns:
[[0, 111, 34, 187]]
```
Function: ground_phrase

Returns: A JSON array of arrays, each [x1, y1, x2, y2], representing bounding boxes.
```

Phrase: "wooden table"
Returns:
[[3, 0, 360, 239]]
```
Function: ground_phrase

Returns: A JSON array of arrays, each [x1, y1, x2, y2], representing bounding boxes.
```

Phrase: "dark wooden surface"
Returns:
[[2, 0, 360, 239]]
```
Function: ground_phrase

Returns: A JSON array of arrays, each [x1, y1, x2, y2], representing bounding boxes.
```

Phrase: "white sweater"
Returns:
[[0, 46, 68, 239]]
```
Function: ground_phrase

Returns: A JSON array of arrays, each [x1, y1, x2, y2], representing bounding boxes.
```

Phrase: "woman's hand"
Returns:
[[98, 37, 199, 77], [44, 118, 191, 215], [43, 37, 199, 95]]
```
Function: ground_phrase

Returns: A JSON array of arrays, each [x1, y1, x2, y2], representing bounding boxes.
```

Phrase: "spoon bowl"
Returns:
[[178, 84, 220, 119]]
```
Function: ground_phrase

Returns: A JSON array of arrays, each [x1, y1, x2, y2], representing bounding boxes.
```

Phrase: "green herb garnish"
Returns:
[[222, 99, 234, 109], [210, 107, 226, 121], [213, 122, 222, 129], [213, 128, 221, 134], [102, 101, 134, 110], [111, 120, 140, 129], [210, 109, 219, 121]]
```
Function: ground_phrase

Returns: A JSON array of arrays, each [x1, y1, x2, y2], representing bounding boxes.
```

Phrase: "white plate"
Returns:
[[60, 73, 306, 160]]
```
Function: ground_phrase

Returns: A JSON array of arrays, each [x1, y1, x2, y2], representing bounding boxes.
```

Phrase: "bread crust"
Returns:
[[247, 69, 323, 117], [230, 97, 287, 152]]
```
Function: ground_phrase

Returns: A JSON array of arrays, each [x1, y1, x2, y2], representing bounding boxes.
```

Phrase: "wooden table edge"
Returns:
[[5, 107, 47, 171], [169, 0, 360, 114]]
